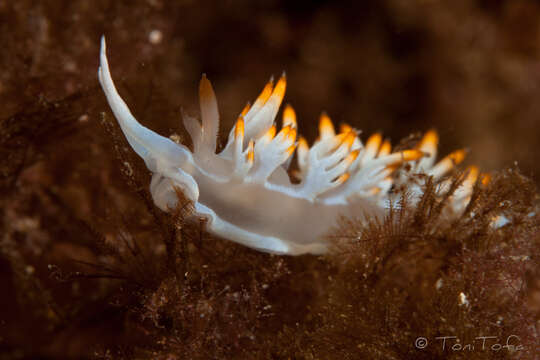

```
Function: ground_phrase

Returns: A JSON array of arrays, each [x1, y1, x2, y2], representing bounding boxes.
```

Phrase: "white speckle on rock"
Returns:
[[149, 30, 163, 45], [25, 265, 35, 275], [459, 292, 469, 307]]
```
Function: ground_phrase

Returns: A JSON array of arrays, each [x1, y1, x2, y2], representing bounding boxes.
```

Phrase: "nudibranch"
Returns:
[[98, 37, 478, 255]]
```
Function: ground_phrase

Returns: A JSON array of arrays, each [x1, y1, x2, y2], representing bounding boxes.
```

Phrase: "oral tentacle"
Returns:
[[98, 36, 193, 171]]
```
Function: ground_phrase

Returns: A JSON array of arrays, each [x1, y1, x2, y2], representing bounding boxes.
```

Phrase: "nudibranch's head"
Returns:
[[98, 38, 199, 204], [98, 36, 484, 255]]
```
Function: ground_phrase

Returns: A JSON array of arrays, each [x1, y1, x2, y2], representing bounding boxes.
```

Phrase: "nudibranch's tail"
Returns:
[[98, 36, 199, 202]]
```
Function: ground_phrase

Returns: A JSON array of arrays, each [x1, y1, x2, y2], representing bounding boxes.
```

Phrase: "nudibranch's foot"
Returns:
[[194, 203, 328, 255], [98, 36, 487, 255]]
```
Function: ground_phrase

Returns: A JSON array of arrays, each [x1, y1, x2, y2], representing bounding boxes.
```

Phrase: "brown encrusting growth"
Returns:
[[319, 171, 540, 359], [1, 95, 539, 358], [1, 1, 540, 359]]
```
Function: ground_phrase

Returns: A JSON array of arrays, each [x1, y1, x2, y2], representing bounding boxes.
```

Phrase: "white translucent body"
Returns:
[[98, 37, 477, 255]]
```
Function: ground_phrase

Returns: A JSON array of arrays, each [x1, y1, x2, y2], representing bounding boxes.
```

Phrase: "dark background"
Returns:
[[1, 1, 539, 359], [1, 0, 539, 180]]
